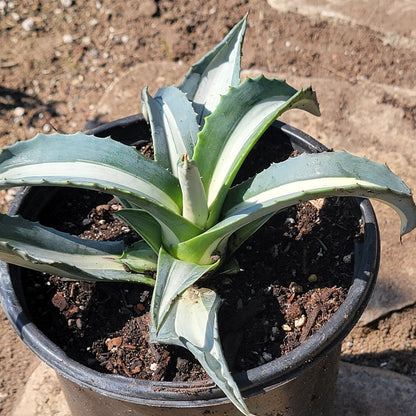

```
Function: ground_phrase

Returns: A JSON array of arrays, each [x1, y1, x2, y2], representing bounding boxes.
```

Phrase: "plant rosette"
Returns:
[[1, 16, 416, 416]]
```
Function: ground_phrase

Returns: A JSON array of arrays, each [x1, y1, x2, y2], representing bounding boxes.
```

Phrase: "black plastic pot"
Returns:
[[0, 116, 380, 416]]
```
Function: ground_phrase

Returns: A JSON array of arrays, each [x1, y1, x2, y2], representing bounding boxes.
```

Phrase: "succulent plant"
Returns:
[[0, 16, 415, 415]]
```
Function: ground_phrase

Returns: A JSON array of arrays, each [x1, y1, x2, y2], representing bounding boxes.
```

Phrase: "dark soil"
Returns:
[[20, 139, 360, 382]]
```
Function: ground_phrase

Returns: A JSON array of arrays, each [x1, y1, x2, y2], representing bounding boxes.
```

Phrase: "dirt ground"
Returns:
[[0, 0, 415, 414]]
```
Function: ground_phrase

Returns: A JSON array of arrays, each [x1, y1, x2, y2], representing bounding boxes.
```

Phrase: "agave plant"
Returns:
[[1, 17, 415, 416]]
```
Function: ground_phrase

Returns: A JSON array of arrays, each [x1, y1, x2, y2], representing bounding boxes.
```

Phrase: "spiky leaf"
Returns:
[[141, 86, 199, 175], [174, 151, 416, 264], [151, 248, 219, 331], [115, 209, 162, 254], [0, 133, 202, 245], [193, 76, 320, 227], [179, 16, 247, 125], [150, 286, 254, 416], [0, 214, 155, 285]]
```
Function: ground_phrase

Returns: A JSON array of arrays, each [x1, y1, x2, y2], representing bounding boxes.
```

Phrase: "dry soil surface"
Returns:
[[0, 0, 415, 414]]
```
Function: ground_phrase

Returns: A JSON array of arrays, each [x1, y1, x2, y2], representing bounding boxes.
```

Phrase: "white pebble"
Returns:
[[42, 124, 51, 133], [63, 33, 74, 44], [150, 363, 158, 371], [82, 36, 91, 46], [22, 17, 34, 31], [262, 352, 273, 362], [284, 217, 295, 225], [60, 0, 73, 7], [294, 315, 306, 328], [88, 48, 98, 57], [14, 107, 24, 117]]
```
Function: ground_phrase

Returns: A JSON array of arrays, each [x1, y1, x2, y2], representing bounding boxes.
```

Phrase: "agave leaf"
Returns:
[[174, 151, 416, 264], [193, 76, 320, 227], [0, 214, 155, 285], [179, 16, 247, 126], [141, 86, 199, 175], [218, 257, 241, 275], [117, 197, 139, 209], [118, 240, 158, 273], [0, 133, 181, 212], [151, 248, 219, 331], [150, 286, 254, 416], [115, 209, 162, 254], [0, 133, 201, 245], [177, 155, 209, 229]]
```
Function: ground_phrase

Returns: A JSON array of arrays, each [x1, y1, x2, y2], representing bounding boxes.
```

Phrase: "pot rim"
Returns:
[[0, 115, 380, 407]]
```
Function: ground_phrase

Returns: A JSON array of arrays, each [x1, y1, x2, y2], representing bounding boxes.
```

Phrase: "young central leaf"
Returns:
[[177, 154, 209, 230]]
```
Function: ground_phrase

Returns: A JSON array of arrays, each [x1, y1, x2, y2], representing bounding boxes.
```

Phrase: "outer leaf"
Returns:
[[193, 76, 320, 227], [0, 214, 155, 285], [179, 16, 247, 126], [0, 133, 201, 245], [0, 132, 181, 211], [151, 248, 219, 331], [141, 86, 199, 175], [118, 240, 158, 274], [174, 151, 416, 264], [150, 287, 254, 416], [115, 209, 162, 254]]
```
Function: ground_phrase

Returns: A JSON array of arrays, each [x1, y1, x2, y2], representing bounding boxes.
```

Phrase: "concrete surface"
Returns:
[[11, 361, 70, 416], [267, 0, 416, 50], [335, 362, 416, 415]]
